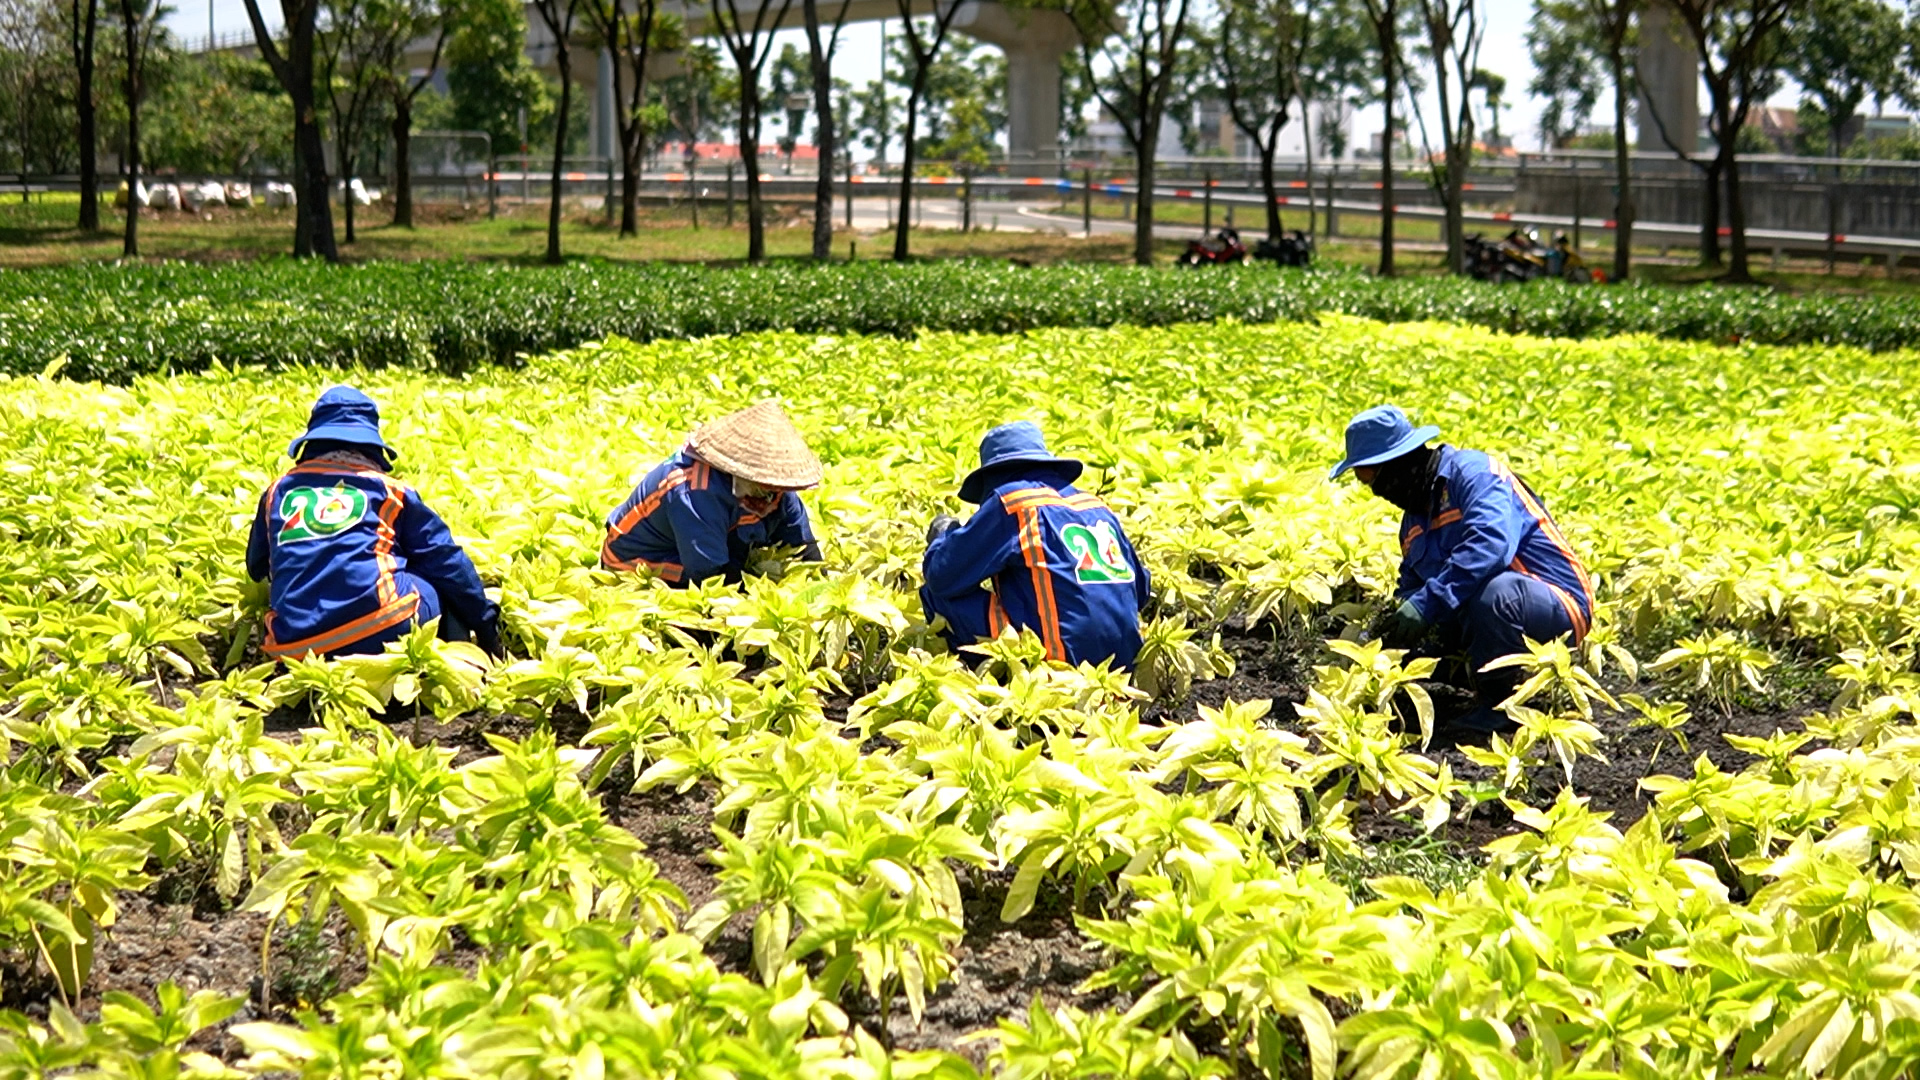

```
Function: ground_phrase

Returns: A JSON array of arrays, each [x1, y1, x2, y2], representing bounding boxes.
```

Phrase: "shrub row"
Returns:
[[5, 260, 1916, 381]]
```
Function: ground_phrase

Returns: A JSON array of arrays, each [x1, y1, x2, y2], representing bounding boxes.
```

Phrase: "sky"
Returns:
[[168, 0, 1785, 159]]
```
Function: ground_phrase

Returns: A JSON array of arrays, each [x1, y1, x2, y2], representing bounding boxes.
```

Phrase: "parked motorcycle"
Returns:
[[1254, 229, 1316, 267], [1178, 227, 1248, 267], [1465, 228, 1602, 284]]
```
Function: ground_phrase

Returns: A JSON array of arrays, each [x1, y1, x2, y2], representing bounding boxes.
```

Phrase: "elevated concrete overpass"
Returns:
[[188, 0, 1078, 169], [517, 0, 1078, 167]]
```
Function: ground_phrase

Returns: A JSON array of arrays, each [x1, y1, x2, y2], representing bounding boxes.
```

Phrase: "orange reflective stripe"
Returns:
[[1512, 556, 1590, 640], [285, 461, 393, 480], [1064, 494, 1108, 511], [988, 593, 1009, 637], [373, 477, 405, 606], [599, 548, 685, 581], [264, 592, 421, 659], [1493, 459, 1596, 622], [1402, 525, 1425, 553], [602, 467, 693, 570], [1016, 507, 1065, 661], [1430, 509, 1463, 529]]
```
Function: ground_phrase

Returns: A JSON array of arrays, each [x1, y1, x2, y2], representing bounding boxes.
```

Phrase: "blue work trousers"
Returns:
[[331, 573, 472, 657], [1436, 571, 1578, 733], [1456, 570, 1579, 679], [920, 584, 993, 657]]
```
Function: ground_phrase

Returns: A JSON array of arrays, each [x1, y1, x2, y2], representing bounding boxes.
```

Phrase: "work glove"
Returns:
[[1374, 600, 1428, 649], [474, 620, 506, 661], [926, 514, 960, 544]]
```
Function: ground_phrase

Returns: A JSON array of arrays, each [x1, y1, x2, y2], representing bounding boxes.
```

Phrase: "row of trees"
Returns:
[[9, 0, 1920, 273], [1528, 0, 1920, 281]]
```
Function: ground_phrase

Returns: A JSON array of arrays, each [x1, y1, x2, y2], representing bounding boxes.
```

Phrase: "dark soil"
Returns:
[[75, 621, 1832, 1062]]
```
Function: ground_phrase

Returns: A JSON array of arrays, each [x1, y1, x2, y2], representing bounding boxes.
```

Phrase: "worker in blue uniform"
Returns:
[[247, 386, 500, 660], [1332, 404, 1594, 736], [921, 421, 1151, 668], [603, 401, 823, 585]]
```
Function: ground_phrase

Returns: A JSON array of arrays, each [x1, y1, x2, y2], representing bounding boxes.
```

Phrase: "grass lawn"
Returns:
[[0, 194, 1181, 267], [7, 190, 1917, 295]]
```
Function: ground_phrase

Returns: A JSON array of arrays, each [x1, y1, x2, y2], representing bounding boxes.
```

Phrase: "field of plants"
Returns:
[[3, 312, 1920, 1079], [11, 260, 1920, 380]]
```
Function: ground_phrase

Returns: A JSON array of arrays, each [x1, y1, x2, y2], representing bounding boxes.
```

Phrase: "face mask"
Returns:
[[734, 475, 783, 514], [1368, 446, 1437, 517]]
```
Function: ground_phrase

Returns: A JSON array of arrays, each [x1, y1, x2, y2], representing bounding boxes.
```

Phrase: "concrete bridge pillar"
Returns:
[[1636, 0, 1698, 153], [946, 0, 1078, 173]]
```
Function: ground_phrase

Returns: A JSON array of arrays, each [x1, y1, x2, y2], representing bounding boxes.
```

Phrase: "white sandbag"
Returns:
[[344, 177, 373, 206], [189, 181, 225, 208], [264, 181, 296, 208], [224, 182, 252, 207], [147, 182, 181, 210]]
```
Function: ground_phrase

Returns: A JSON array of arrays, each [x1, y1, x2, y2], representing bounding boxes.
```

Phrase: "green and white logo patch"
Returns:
[[278, 484, 368, 544], [1060, 520, 1134, 584]]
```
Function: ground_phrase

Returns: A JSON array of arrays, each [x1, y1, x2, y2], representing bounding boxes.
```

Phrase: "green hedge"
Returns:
[[5, 260, 1916, 381]]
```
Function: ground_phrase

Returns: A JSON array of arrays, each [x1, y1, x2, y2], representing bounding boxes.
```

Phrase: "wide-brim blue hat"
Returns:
[[1329, 404, 1438, 479], [958, 421, 1083, 504], [287, 385, 394, 460]]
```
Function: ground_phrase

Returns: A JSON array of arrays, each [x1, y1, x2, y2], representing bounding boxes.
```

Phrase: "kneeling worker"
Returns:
[[1332, 404, 1594, 735], [921, 421, 1151, 668], [602, 401, 823, 585], [247, 386, 501, 659]]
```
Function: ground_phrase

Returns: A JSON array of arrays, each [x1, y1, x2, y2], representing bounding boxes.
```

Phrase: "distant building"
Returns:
[[654, 142, 819, 164]]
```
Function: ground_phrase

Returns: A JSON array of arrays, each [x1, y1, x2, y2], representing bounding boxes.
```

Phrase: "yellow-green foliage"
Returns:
[[0, 318, 1918, 1078]]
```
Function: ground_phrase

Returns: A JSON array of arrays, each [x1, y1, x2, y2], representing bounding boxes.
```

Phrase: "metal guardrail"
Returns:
[[15, 161, 1918, 262]]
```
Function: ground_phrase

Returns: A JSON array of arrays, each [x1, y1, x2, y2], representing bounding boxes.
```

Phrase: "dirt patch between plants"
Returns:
[[56, 624, 1830, 1063]]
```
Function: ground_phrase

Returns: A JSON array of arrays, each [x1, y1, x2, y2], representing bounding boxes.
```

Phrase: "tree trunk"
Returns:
[[740, 79, 766, 262], [293, 93, 338, 259], [607, 30, 638, 238], [1132, 124, 1155, 266], [342, 153, 357, 244], [1609, 48, 1633, 282], [621, 136, 641, 237], [1724, 145, 1750, 282], [1378, 47, 1395, 276], [803, 0, 835, 262], [1825, 130, 1839, 273], [1302, 100, 1317, 238], [1445, 144, 1465, 275], [547, 42, 571, 264], [119, 0, 137, 258], [1257, 131, 1283, 240], [72, 0, 100, 231], [1699, 152, 1721, 267], [893, 79, 923, 261], [391, 97, 414, 227]]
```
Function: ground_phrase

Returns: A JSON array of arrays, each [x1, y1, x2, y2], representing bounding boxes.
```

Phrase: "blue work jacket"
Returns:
[[246, 457, 496, 658], [602, 450, 818, 585], [923, 477, 1151, 667], [1397, 446, 1594, 638]]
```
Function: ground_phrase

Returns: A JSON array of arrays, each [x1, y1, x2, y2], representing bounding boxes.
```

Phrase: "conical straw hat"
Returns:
[[688, 401, 823, 489]]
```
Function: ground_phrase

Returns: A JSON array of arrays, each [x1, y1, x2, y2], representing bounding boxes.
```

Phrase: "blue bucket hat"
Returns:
[[958, 421, 1084, 504], [1329, 404, 1439, 480], [287, 385, 394, 461]]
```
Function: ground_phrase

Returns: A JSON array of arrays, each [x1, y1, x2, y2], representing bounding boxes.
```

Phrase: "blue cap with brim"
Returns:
[[959, 421, 1084, 504], [287, 385, 395, 461], [1329, 404, 1439, 479]]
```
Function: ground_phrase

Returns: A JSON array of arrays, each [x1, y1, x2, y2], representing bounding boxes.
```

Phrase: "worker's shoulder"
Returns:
[[279, 460, 407, 491], [993, 483, 1110, 516], [1439, 444, 1492, 471]]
